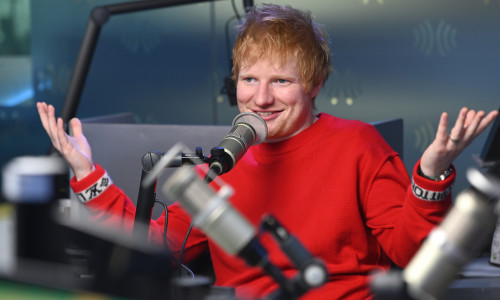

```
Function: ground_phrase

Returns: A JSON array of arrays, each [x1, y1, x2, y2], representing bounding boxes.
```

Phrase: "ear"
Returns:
[[309, 80, 323, 99]]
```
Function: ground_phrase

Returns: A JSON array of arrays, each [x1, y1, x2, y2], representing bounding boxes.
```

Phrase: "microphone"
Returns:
[[163, 165, 259, 258], [399, 168, 500, 300], [209, 112, 267, 176], [162, 165, 293, 294], [163, 165, 330, 298]]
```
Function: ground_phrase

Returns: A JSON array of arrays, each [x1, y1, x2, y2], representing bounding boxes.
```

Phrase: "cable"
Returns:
[[154, 199, 194, 278], [230, 0, 241, 21], [227, 0, 243, 65], [178, 221, 195, 277], [180, 262, 195, 278], [220, 1, 246, 106], [224, 15, 238, 68], [154, 200, 169, 248]]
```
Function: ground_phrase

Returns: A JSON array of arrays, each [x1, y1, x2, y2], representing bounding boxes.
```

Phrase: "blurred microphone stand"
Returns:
[[260, 215, 328, 300]]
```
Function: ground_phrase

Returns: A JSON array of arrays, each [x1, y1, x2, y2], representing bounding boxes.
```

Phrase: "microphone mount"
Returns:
[[132, 144, 244, 241]]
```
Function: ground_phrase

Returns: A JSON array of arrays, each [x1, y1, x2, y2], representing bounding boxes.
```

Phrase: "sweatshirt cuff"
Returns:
[[411, 160, 455, 202], [70, 164, 113, 203]]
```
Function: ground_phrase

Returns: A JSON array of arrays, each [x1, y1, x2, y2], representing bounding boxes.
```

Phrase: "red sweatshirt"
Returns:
[[71, 113, 453, 299]]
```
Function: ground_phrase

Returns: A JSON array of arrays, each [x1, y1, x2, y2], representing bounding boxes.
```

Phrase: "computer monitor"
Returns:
[[478, 106, 500, 168]]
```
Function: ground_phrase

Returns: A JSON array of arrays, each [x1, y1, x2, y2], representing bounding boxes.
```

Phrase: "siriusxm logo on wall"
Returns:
[[413, 20, 458, 57], [323, 70, 363, 107]]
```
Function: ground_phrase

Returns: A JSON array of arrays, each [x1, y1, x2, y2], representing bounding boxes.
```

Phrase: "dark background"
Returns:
[[1, 0, 499, 198]]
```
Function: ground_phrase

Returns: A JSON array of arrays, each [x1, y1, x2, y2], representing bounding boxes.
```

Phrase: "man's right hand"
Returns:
[[37, 102, 94, 181]]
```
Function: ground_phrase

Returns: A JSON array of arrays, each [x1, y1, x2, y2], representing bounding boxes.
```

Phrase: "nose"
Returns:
[[254, 83, 274, 107]]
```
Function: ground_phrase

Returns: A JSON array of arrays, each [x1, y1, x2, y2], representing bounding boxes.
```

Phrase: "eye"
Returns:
[[275, 79, 290, 85], [243, 77, 256, 83]]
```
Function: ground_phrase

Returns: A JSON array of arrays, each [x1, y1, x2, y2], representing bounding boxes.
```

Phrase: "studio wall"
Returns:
[[1, 0, 499, 197]]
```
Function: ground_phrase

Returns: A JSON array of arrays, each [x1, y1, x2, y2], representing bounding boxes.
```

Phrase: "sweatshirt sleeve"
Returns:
[[69, 164, 208, 261], [363, 156, 453, 267]]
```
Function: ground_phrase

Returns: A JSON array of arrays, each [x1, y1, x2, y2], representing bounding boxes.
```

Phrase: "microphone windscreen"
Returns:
[[232, 112, 267, 144]]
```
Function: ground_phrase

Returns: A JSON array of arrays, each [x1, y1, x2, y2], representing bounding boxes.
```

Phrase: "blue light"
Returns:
[[1, 88, 34, 107]]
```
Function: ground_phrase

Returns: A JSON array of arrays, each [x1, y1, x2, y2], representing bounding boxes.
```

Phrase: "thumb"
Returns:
[[70, 118, 83, 137]]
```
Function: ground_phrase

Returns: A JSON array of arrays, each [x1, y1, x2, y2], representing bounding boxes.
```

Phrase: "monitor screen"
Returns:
[[479, 106, 500, 168]]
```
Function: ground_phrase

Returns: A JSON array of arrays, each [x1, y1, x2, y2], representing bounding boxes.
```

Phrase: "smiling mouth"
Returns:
[[254, 111, 280, 117]]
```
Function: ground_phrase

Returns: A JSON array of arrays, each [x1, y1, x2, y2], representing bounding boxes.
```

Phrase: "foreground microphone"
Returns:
[[401, 168, 500, 300], [163, 165, 313, 296], [163, 165, 263, 260], [209, 112, 267, 176]]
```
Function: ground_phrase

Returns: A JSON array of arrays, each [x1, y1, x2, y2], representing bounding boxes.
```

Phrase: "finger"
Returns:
[[462, 110, 497, 147], [37, 102, 50, 133], [464, 109, 476, 128], [457, 111, 484, 147], [474, 110, 498, 136], [449, 107, 468, 141], [464, 110, 484, 136], [435, 112, 449, 147], [70, 118, 83, 137], [38, 102, 61, 150], [56, 118, 69, 151], [47, 105, 61, 149]]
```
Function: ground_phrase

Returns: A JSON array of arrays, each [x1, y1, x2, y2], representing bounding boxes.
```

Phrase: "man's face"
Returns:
[[236, 57, 318, 143]]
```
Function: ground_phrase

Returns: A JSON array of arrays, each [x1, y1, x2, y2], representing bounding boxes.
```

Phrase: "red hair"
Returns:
[[232, 4, 332, 94]]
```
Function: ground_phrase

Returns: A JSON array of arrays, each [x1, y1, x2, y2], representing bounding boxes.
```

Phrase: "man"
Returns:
[[37, 4, 497, 299]]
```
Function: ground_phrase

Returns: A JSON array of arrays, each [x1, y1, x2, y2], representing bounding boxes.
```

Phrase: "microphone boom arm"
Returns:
[[60, 0, 223, 126]]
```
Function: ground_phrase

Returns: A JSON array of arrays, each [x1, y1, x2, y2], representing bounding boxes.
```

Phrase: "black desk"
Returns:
[[446, 257, 500, 300]]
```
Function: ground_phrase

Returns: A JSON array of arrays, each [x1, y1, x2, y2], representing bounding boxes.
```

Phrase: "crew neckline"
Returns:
[[253, 113, 327, 158]]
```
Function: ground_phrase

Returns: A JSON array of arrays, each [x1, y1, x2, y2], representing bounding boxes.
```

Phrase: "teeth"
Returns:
[[256, 112, 273, 117]]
